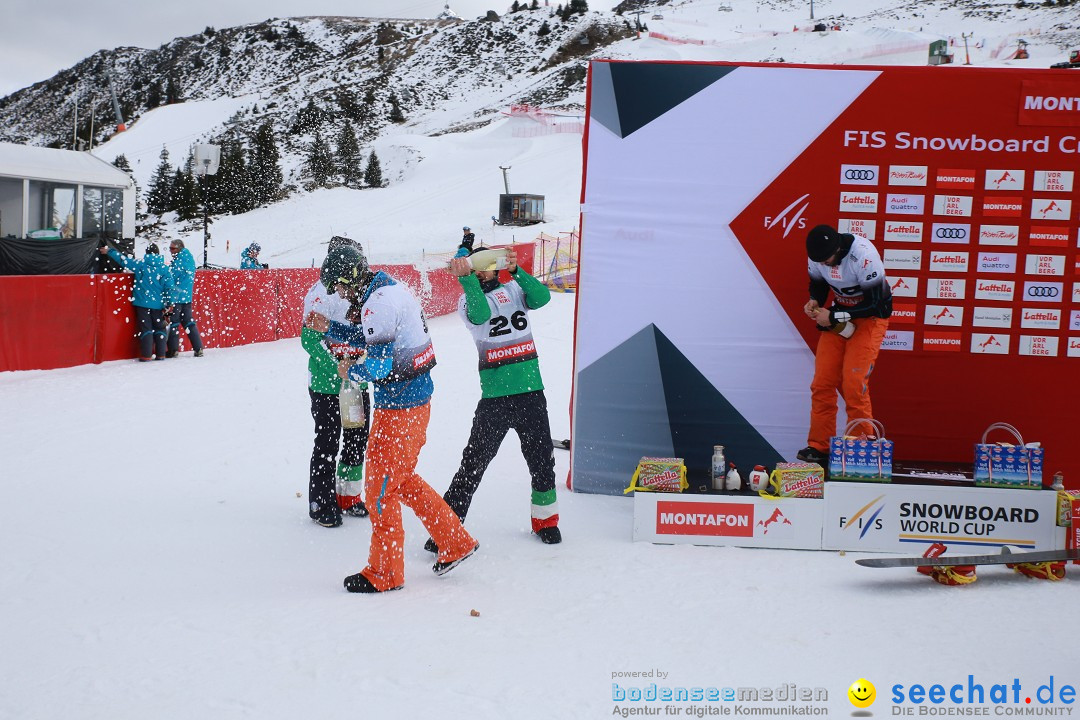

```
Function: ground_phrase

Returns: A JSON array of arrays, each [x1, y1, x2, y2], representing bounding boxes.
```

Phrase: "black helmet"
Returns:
[[320, 244, 368, 292]]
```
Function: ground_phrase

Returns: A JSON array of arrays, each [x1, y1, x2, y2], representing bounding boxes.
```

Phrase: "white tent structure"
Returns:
[[0, 142, 135, 241]]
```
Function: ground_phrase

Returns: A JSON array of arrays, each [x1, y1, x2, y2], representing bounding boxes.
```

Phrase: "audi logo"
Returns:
[[844, 169, 876, 181], [1027, 286, 1060, 298], [936, 228, 967, 239]]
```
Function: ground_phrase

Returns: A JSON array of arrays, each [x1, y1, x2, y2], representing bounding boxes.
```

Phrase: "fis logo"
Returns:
[[840, 495, 886, 539], [764, 193, 809, 238]]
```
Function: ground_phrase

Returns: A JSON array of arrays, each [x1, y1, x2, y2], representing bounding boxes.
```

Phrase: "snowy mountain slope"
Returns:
[[1, 0, 1078, 268]]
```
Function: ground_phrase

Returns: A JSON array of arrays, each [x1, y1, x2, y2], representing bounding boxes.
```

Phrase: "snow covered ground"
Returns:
[[4, 1, 1079, 716], [1, 294, 1076, 719]]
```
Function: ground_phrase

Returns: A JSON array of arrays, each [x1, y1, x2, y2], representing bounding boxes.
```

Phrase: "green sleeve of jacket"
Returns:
[[458, 273, 492, 325], [301, 326, 338, 376], [511, 267, 551, 310]]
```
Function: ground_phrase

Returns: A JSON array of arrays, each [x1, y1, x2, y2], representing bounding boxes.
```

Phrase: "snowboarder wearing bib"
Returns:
[[427, 244, 561, 552]]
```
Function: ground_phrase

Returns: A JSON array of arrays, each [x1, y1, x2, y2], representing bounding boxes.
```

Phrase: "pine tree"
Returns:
[[208, 141, 251, 215], [389, 92, 405, 123], [531, 0, 539, 8], [147, 82, 163, 109], [145, 147, 174, 215], [292, 99, 325, 135], [511, 0, 520, 10], [172, 167, 201, 220], [250, 121, 283, 206], [364, 151, 383, 188], [305, 132, 334, 188], [166, 75, 183, 104], [538, 20, 551, 36], [335, 124, 362, 187]]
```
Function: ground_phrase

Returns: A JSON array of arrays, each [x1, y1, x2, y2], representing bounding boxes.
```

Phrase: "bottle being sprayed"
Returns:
[[339, 379, 365, 429], [725, 463, 742, 492]]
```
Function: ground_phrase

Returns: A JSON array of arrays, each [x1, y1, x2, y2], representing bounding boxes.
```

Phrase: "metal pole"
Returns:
[[962, 32, 972, 65], [201, 168, 209, 268], [499, 166, 512, 194], [810, 0, 814, 20]]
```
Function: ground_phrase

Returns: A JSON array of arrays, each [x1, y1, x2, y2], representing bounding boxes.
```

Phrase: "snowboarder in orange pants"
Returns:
[[797, 225, 893, 465], [362, 403, 478, 591], [322, 244, 479, 593]]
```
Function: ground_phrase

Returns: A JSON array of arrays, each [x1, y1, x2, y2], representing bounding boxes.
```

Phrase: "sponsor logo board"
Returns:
[[1019, 335, 1060, 357], [982, 196, 1023, 217], [1024, 254, 1065, 276], [1028, 226, 1069, 248], [929, 251, 969, 273], [1020, 80, 1080, 127], [839, 192, 878, 213], [977, 252, 1017, 273], [935, 169, 976, 189], [655, 501, 754, 537], [1020, 307, 1061, 330], [1023, 281, 1064, 302], [931, 223, 970, 244], [838, 218, 876, 240], [891, 302, 917, 324], [840, 165, 879, 185], [1031, 198, 1072, 221], [886, 193, 925, 215], [922, 331, 963, 351], [926, 278, 966, 300], [889, 276, 919, 297], [1033, 170, 1074, 192], [978, 225, 1019, 246], [972, 307, 1013, 328], [1069, 337, 1080, 358], [933, 194, 973, 217], [889, 165, 928, 186], [881, 330, 915, 351], [884, 250, 922, 270], [971, 333, 1011, 354], [883, 221, 922, 243], [974, 279, 1015, 301], [985, 169, 1025, 191], [1072, 310, 1080, 331], [924, 305, 963, 327]]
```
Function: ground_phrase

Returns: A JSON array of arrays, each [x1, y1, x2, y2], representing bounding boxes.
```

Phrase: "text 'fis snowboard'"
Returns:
[[856, 547, 1080, 569]]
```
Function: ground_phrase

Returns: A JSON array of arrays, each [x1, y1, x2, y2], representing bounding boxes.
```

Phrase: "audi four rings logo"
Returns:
[[845, 169, 876, 181], [1027, 286, 1060, 297], [936, 228, 967, 239]]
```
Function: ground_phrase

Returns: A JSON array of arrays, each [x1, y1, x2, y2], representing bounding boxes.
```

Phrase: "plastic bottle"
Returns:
[[748, 465, 769, 492], [725, 463, 742, 492], [711, 446, 726, 491], [339, 380, 365, 429]]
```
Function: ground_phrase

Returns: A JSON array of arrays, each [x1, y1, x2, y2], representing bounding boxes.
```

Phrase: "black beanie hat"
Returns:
[[806, 224, 842, 262]]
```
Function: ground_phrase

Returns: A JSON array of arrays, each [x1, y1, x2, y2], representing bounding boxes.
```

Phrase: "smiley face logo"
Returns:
[[848, 678, 876, 709]]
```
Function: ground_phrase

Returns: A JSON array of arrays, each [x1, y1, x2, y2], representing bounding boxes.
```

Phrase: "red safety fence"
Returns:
[[0, 262, 476, 372]]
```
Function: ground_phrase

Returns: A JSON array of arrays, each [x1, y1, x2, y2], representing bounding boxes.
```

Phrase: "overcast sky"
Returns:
[[0, 0, 537, 98]]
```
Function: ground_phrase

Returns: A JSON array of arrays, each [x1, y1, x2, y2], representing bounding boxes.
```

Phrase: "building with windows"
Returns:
[[0, 142, 135, 241]]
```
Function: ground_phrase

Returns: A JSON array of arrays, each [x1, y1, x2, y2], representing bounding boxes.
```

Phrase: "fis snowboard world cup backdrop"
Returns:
[[572, 60, 1080, 495]]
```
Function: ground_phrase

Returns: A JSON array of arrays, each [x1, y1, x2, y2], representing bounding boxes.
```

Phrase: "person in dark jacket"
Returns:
[[165, 239, 204, 358], [99, 243, 174, 361]]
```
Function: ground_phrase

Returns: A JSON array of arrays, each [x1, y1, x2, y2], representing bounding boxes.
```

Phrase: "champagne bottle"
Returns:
[[339, 379, 365, 429]]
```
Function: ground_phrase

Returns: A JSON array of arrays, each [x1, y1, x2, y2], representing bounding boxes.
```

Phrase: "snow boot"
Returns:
[[795, 446, 828, 464], [536, 526, 562, 544], [344, 573, 403, 593], [310, 501, 342, 528], [433, 543, 479, 576], [423, 537, 439, 554]]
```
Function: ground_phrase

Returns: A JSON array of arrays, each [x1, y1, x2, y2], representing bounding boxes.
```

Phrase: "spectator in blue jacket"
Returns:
[[99, 242, 174, 361], [241, 243, 268, 269], [165, 239, 205, 358]]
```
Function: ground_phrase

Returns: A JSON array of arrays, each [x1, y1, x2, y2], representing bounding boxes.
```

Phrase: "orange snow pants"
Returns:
[[359, 402, 477, 591], [807, 316, 889, 453]]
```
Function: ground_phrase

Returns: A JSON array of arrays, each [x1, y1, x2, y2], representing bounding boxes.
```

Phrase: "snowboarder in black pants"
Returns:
[[427, 244, 561, 552]]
